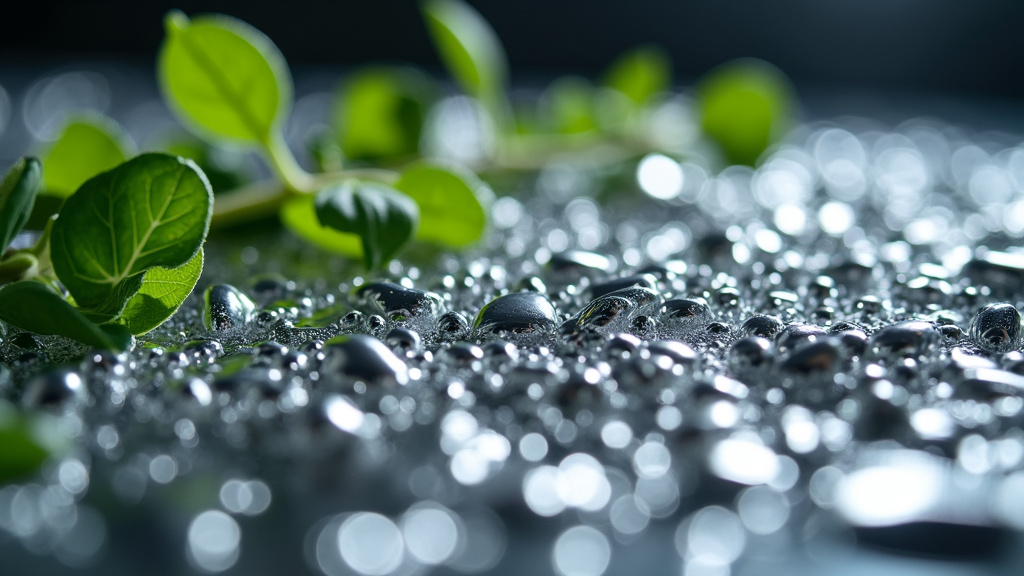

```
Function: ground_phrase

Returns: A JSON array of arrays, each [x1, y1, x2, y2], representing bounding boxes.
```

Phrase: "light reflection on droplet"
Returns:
[[400, 502, 460, 565], [633, 442, 671, 479], [524, 465, 565, 516], [835, 457, 943, 526], [818, 201, 855, 236], [709, 439, 778, 485], [676, 506, 746, 567], [338, 513, 404, 576], [57, 459, 89, 495], [736, 486, 790, 535], [220, 479, 272, 516], [610, 494, 650, 537], [552, 525, 611, 576], [637, 154, 684, 200], [187, 510, 241, 573], [148, 454, 177, 484], [634, 474, 681, 518], [556, 453, 611, 511], [773, 204, 806, 236], [519, 432, 549, 462], [600, 421, 632, 449]]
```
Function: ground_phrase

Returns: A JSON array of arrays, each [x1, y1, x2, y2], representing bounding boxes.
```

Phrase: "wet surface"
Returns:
[[5, 80, 1024, 576]]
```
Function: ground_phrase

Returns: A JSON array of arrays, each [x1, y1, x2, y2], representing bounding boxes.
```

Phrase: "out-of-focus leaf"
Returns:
[[603, 46, 671, 107], [697, 58, 794, 166], [335, 67, 437, 162]]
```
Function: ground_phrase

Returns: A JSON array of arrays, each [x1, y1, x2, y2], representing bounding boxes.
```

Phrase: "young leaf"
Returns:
[[0, 157, 42, 252], [394, 161, 488, 248], [421, 0, 508, 123], [697, 58, 794, 167], [314, 181, 419, 270], [42, 116, 134, 197], [158, 10, 291, 145], [119, 248, 204, 335], [50, 153, 212, 317], [335, 67, 437, 161], [0, 281, 132, 351], [602, 46, 671, 107], [280, 195, 363, 257]]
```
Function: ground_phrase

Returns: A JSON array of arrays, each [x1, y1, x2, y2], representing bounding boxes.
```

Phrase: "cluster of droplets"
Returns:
[[7, 113, 1024, 574]]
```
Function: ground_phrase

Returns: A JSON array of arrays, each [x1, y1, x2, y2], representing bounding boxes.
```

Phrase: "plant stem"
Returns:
[[262, 131, 314, 193], [211, 180, 290, 228], [211, 169, 401, 228]]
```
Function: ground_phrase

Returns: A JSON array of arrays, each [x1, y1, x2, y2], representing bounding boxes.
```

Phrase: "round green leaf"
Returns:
[[543, 77, 598, 135], [602, 45, 671, 107], [280, 195, 363, 257], [394, 161, 488, 248], [42, 115, 134, 197], [158, 10, 291, 145], [314, 181, 419, 270], [0, 281, 132, 351], [697, 59, 794, 167], [0, 157, 42, 252], [50, 153, 213, 317], [335, 67, 437, 161], [119, 248, 204, 335]]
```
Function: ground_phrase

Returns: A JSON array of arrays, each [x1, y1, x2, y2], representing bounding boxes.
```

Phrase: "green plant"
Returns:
[[421, 0, 794, 170], [158, 11, 489, 269], [0, 154, 213, 351]]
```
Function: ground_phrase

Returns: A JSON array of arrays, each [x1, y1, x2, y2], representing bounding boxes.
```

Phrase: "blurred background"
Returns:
[[3, 0, 1024, 128]]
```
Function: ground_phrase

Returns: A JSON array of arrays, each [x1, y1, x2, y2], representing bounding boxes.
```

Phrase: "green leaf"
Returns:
[[50, 153, 213, 317], [119, 248, 204, 335], [335, 67, 437, 162], [158, 10, 291, 145], [543, 77, 598, 135], [602, 45, 671, 106], [42, 116, 134, 197], [394, 161, 488, 248], [0, 157, 42, 252], [421, 0, 508, 121], [697, 58, 794, 167], [0, 402, 51, 485], [314, 181, 419, 270], [0, 281, 132, 351], [280, 195, 363, 257]]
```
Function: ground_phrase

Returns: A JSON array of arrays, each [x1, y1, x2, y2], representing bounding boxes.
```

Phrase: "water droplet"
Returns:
[[546, 250, 614, 282], [355, 281, 443, 321], [21, 368, 83, 407], [322, 335, 409, 386], [740, 315, 784, 338], [969, 303, 1023, 354], [587, 273, 658, 300], [562, 287, 661, 335], [779, 340, 843, 376], [727, 337, 773, 378], [437, 312, 470, 340], [474, 293, 558, 335], [869, 321, 939, 361], [660, 297, 712, 331], [204, 285, 257, 332]]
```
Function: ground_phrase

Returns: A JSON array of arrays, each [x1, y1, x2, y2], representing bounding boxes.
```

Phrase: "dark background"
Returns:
[[3, 0, 1024, 98]]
